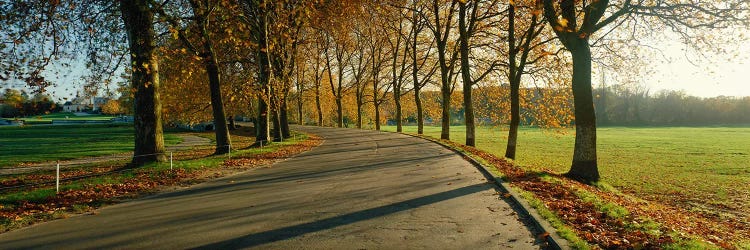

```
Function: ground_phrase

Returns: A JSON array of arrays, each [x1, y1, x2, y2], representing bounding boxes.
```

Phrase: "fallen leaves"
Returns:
[[0, 134, 322, 233], [438, 139, 677, 248]]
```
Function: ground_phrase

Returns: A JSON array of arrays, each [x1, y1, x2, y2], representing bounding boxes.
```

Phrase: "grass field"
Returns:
[[18, 112, 117, 121], [382, 125, 750, 219], [0, 124, 181, 167]]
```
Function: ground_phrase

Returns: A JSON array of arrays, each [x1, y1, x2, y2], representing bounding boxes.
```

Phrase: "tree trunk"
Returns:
[[280, 96, 290, 138], [192, 3, 231, 155], [335, 96, 343, 128], [374, 104, 381, 131], [256, 96, 270, 143], [505, 81, 520, 159], [204, 53, 231, 154], [120, 0, 166, 166], [415, 87, 424, 134], [395, 89, 402, 132], [228, 115, 236, 130], [272, 109, 281, 142], [297, 95, 303, 125], [505, 4, 518, 159], [567, 42, 599, 183], [315, 83, 322, 126], [458, 3, 475, 147], [356, 96, 363, 129]]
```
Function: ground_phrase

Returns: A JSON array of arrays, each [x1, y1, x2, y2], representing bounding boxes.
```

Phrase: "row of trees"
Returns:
[[595, 87, 750, 126], [3, 0, 748, 183], [0, 89, 60, 118]]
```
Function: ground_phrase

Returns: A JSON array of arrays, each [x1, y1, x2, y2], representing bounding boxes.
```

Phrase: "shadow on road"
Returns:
[[190, 183, 490, 249]]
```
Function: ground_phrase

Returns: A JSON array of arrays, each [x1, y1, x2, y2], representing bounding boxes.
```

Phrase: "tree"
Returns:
[[541, 0, 750, 182], [424, 0, 460, 140], [2, 1, 166, 165], [101, 99, 123, 115], [121, 0, 167, 164], [404, 2, 438, 135], [504, 0, 554, 159], [153, 0, 234, 154], [350, 26, 371, 129], [363, 3, 391, 130], [457, 0, 501, 146], [385, 7, 412, 133]]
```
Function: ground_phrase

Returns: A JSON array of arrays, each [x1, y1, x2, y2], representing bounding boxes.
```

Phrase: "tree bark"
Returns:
[[256, 95, 270, 142], [120, 0, 166, 166], [190, 0, 230, 155], [297, 95, 303, 125], [315, 83, 322, 126], [356, 95, 363, 129], [204, 52, 231, 154], [567, 42, 600, 183], [335, 96, 343, 128], [505, 81, 520, 158], [281, 96, 290, 138], [395, 88, 402, 132], [458, 3, 474, 146], [505, 5, 519, 159], [415, 87, 424, 134]]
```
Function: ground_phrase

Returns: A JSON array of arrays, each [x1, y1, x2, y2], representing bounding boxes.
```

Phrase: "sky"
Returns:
[[638, 33, 750, 97]]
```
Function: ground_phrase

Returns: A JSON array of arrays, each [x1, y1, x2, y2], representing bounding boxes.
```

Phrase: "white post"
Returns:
[[170, 152, 173, 170], [260, 140, 264, 152], [56, 161, 60, 194], [228, 144, 231, 159]]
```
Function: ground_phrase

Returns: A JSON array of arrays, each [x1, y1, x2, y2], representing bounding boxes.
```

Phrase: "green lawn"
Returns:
[[383, 125, 750, 216], [3, 112, 119, 125], [0, 124, 180, 168]]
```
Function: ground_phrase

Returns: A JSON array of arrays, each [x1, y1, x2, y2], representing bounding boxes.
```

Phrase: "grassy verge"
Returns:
[[391, 126, 747, 248], [0, 131, 321, 233], [0, 124, 181, 167]]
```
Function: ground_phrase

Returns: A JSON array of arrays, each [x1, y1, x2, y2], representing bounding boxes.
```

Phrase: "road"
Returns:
[[0, 126, 543, 249]]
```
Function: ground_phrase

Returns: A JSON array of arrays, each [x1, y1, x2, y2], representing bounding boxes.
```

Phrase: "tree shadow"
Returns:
[[189, 183, 490, 249]]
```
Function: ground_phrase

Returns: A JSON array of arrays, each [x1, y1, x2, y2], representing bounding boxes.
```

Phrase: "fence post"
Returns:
[[170, 152, 173, 170], [228, 144, 231, 160], [56, 161, 60, 194]]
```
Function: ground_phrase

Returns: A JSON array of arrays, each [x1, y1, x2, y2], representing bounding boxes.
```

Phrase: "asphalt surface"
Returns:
[[0, 126, 543, 249]]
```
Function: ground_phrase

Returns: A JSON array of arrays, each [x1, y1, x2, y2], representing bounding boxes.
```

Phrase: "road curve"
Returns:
[[0, 126, 543, 249]]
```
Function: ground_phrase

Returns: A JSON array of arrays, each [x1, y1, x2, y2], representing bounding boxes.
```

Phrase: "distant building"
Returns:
[[62, 96, 110, 112]]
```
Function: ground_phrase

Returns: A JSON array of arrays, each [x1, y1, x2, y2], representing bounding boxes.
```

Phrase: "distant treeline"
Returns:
[[593, 86, 750, 126], [0, 89, 61, 118]]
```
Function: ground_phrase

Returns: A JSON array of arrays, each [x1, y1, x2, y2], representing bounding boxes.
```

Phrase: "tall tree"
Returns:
[[457, 0, 501, 146], [424, 0, 459, 140], [2, 1, 166, 165], [121, 0, 167, 164], [350, 28, 370, 129], [542, 0, 750, 182], [504, 0, 553, 159], [154, 0, 232, 154], [405, 3, 438, 135], [385, 8, 413, 133]]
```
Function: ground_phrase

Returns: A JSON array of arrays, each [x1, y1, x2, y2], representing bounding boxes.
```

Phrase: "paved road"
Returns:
[[0, 126, 543, 249]]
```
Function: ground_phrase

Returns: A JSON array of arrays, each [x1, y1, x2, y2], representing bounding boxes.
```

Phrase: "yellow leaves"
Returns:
[[558, 18, 569, 28], [169, 26, 179, 40]]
